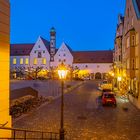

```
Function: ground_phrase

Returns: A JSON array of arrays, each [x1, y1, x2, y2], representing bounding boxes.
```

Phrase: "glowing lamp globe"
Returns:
[[58, 63, 68, 79]]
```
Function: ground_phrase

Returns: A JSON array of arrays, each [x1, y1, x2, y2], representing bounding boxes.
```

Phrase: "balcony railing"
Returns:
[[0, 127, 60, 139]]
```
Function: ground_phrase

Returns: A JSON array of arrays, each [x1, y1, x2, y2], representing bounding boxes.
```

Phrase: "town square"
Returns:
[[0, 0, 140, 139]]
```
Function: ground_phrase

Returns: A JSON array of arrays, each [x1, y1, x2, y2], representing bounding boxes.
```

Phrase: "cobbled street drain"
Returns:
[[77, 116, 87, 120]]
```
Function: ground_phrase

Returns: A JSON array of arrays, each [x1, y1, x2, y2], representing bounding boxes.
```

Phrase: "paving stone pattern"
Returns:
[[13, 81, 140, 140]]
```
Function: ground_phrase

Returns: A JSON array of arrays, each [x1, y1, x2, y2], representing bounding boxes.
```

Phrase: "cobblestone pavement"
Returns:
[[13, 80, 140, 140]]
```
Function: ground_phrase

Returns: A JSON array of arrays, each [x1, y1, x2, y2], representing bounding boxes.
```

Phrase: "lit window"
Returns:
[[34, 58, 37, 65], [13, 58, 16, 64], [20, 58, 23, 64], [42, 58, 46, 64], [25, 58, 29, 65]]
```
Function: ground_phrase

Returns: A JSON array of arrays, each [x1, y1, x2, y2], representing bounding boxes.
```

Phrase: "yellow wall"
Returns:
[[0, 0, 11, 137]]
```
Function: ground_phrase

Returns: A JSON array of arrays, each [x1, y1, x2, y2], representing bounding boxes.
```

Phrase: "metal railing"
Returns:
[[0, 127, 60, 139]]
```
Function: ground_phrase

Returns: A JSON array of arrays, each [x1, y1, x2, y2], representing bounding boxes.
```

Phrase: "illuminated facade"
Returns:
[[0, 0, 11, 136], [10, 28, 113, 79], [114, 0, 140, 108]]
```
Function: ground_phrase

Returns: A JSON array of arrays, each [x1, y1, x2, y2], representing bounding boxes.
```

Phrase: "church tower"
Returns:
[[50, 27, 56, 61]]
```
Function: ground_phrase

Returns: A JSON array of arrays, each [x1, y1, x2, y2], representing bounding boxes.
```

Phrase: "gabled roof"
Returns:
[[132, 0, 140, 19], [10, 44, 34, 56], [64, 42, 73, 54], [73, 50, 113, 63], [10, 36, 50, 56], [40, 36, 50, 51]]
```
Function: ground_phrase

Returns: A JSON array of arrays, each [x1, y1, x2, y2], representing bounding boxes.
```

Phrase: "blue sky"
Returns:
[[10, 0, 125, 51]]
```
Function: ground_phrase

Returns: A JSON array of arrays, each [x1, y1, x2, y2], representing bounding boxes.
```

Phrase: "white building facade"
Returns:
[[10, 28, 113, 79]]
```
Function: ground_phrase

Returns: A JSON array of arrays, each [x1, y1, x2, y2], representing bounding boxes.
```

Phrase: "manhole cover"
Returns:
[[77, 116, 87, 120]]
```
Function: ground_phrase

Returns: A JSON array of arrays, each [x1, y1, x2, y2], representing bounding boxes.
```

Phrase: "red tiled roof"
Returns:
[[73, 50, 113, 63], [136, 0, 140, 13], [10, 44, 34, 56]]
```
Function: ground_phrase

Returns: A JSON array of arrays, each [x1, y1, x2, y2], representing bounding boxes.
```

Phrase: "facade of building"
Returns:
[[114, 15, 124, 89], [10, 27, 113, 79], [0, 0, 11, 136], [114, 0, 140, 108]]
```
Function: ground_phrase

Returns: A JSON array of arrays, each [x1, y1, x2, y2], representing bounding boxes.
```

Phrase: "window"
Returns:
[[25, 58, 29, 65], [38, 45, 40, 48], [126, 37, 130, 48], [43, 50, 45, 53], [13, 58, 16, 64], [127, 8, 129, 17], [64, 59, 66, 62], [20, 58, 23, 64], [119, 55, 121, 61], [85, 65, 88, 68], [63, 54, 66, 56], [132, 59, 135, 70], [34, 58, 37, 65], [38, 52, 42, 58], [131, 35, 135, 46], [59, 59, 61, 62], [34, 50, 36, 53], [42, 58, 46, 64]]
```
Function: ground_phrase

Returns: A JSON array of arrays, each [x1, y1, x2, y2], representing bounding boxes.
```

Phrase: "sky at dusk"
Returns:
[[10, 0, 126, 51]]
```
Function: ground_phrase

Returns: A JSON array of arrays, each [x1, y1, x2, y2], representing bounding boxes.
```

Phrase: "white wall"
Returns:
[[30, 36, 50, 69], [73, 63, 112, 73], [51, 42, 73, 67]]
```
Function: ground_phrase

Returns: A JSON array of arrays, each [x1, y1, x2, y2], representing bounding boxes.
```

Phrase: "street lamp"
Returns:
[[57, 63, 68, 140], [117, 76, 122, 90]]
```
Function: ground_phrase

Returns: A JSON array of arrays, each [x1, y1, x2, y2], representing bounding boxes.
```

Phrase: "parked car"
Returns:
[[101, 89, 113, 97], [102, 92, 117, 107], [99, 80, 112, 90]]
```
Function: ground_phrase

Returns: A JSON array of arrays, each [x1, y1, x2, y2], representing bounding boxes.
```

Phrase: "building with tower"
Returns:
[[10, 27, 113, 79], [50, 27, 56, 62]]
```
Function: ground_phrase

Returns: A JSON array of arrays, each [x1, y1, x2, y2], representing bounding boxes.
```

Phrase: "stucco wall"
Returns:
[[52, 42, 73, 67], [30, 37, 50, 69]]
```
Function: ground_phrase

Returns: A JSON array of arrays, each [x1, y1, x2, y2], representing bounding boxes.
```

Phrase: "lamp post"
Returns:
[[117, 76, 122, 90], [58, 63, 68, 140]]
